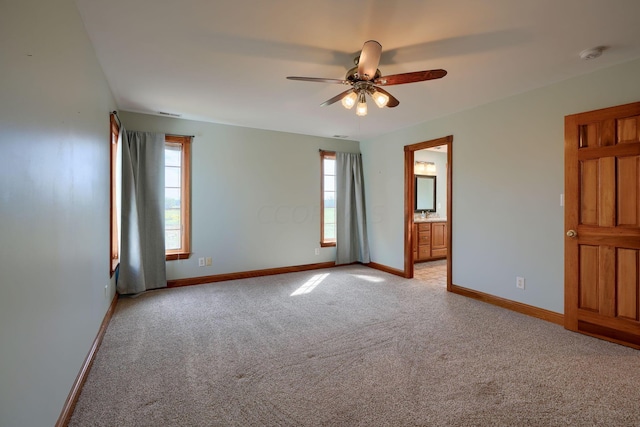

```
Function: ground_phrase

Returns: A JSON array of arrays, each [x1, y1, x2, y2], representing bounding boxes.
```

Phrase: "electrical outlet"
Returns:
[[205, 257, 212, 266], [198, 257, 205, 267], [314, 248, 320, 255], [516, 276, 525, 290], [104, 284, 109, 298]]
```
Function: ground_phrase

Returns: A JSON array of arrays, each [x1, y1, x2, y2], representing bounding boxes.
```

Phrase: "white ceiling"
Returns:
[[424, 145, 447, 154], [75, 0, 640, 141]]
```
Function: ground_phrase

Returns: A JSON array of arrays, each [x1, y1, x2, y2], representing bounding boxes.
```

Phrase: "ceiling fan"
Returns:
[[287, 40, 447, 117]]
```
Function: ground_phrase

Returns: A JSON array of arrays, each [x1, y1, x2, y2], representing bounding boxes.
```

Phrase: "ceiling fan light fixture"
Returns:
[[356, 91, 367, 116], [287, 40, 447, 115], [341, 91, 358, 109], [372, 89, 389, 108]]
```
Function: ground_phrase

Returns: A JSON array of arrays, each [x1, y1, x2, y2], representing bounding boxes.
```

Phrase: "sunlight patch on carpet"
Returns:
[[351, 274, 385, 283], [290, 273, 329, 296]]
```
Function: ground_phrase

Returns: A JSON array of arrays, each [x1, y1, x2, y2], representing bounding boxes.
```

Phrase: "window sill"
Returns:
[[166, 252, 191, 261], [320, 241, 336, 248]]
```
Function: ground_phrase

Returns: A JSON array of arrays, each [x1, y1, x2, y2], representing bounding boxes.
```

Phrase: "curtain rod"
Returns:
[[112, 111, 195, 138], [167, 133, 195, 138], [111, 110, 121, 127]]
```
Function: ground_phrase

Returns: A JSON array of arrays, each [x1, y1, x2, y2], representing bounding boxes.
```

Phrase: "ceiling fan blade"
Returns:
[[357, 40, 382, 81], [374, 69, 447, 86], [373, 87, 400, 108], [320, 88, 355, 107], [287, 76, 350, 84]]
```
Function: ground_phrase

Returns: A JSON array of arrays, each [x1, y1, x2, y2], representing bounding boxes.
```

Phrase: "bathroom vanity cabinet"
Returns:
[[413, 220, 447, 262]]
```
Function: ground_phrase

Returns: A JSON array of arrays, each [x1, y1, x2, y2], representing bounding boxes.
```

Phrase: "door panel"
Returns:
[[618, 115, 639, 143], [578, 245, 599, 311], [597, 245, 615, 318], [617, 249, 638, 321], [598, 157, 615, 227], [579, 123, 597, 147], [617, 156, 639, 226], [565, 102, 640, 349], [580, 160, 598, 225]]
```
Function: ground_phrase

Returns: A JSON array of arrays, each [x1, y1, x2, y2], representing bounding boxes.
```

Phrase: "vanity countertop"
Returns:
[[414, 217, 447, 223]]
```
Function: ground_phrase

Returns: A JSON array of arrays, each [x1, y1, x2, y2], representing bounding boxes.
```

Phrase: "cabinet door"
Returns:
[[413, 224, 418, 259], [431, 222, 448, 258]]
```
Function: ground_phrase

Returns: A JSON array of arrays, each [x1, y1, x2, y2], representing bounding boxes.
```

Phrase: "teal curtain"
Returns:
[[117, 129, 167, 294], [335, 152, 370, 265]]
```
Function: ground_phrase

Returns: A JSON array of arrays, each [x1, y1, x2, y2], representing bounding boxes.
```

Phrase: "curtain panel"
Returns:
[[335, 152, 370, 265], [117, 130, 167, 294]]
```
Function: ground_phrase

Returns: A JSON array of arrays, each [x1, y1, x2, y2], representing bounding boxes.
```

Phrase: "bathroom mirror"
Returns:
[[415, 175, 436, 212]]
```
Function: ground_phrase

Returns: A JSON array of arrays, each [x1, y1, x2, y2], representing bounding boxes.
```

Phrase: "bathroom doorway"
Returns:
[[404, 136, 452, 291]]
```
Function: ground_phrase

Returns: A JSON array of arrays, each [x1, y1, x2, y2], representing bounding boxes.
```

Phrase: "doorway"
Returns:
[[404, 135, 453, 291]]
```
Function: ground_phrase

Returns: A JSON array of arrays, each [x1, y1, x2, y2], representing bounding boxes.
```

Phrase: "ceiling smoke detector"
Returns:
[[579, 46, 605, 60]]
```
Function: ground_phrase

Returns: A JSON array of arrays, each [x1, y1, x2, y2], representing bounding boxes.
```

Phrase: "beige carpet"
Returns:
[[70, 265, 640, 426]]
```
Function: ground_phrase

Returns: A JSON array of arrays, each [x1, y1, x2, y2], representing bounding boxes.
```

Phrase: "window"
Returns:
[[165, 135, 192, 260], [109, 114, 119, 275], [321, 151, 336, 246]]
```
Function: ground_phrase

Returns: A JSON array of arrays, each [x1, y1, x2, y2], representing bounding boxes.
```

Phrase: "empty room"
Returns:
[[2, 1, 640, 426]]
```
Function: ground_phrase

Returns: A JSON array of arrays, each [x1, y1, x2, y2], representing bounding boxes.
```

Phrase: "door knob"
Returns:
[[566, 230, 577, 238]]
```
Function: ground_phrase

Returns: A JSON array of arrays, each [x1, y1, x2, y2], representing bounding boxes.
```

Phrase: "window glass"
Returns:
[[109, 114, 120, 275], [164, 136, 191, 259], [321, 151, 336, 245]]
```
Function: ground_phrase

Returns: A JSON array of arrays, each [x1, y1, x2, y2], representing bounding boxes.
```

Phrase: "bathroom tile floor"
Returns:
[[413, 259, 447, 286]]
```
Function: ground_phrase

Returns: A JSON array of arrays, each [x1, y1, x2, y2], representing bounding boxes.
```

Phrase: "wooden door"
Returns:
[[565, 101, 640, 349]]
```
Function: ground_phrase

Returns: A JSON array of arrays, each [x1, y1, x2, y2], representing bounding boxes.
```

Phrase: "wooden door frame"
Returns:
[[404, 135, 453, 291]]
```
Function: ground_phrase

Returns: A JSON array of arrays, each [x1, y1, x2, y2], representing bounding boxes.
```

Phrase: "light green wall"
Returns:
[[119, 112, 360, 280], [0, 1, 117, 426], [362, 57, 640, 314]]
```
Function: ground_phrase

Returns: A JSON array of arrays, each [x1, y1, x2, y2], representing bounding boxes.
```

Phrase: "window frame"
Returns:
[[320, 150, 336, 247], [109, 114, 119, 276], [165, 135, 192, 261]]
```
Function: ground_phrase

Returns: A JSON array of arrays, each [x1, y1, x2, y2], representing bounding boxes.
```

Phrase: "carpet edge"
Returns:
[[450, 284, 564, 325], [167, 262, 341, 287], [366, 262, 407, 278]]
